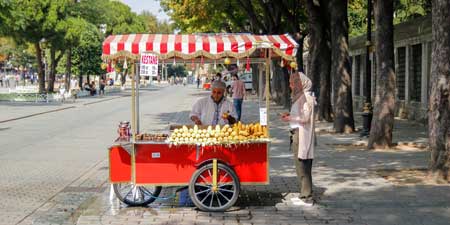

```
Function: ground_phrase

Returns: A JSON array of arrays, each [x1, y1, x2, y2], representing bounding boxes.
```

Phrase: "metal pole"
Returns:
[[259, 64, 264, 101], [265, 49, 271, 136], [131, 61, 136, 184], [135, 62, 140, 134]]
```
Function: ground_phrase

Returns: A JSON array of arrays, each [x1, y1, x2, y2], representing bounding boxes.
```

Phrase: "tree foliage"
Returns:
[[348, 0, 432, 37], [0, 0, 152, 92], [71, 23, 103, 76], [160, 0, 307, 34], [139, 10, 174, 34]]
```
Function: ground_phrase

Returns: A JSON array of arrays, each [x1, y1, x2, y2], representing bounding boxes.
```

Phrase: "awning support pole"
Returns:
[[131, 60, 136, 184], [136, 62, 140, 133], [265, 49, 271, 137]]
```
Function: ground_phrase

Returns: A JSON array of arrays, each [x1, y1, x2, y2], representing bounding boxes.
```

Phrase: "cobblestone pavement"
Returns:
[[73, 86, 450, 225]]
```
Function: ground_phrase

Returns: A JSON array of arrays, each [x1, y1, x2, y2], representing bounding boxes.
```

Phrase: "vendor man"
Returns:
[[190, 80, 238, 126]]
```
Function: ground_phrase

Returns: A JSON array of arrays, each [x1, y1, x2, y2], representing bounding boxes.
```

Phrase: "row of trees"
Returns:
[[0, 0, 173, 93], [358, 0, 448, 182], [160, 0, 448, 182]]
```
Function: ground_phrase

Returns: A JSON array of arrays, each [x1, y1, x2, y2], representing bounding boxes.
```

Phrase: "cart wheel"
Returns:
[[113, 183, 162, 206], [189, 163, 240, 211]]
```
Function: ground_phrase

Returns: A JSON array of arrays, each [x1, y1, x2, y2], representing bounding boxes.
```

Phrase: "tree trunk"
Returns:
[[368, 0, 396, 149], [281, 67, 290, 109], [34, 42, 46, 93], [272, 62, 287, 106], [47, 47, 56, 93], [271, 62, 281, 104], [65, 48, 72, 90], [307, 0, 333, 122], [296, 34, 305, 73], [428, 0, 450, 182], [251, 64, 259, 94], [329, 0, 355, 133]]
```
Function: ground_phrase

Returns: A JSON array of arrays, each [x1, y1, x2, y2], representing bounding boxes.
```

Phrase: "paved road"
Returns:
[[0, 84, 200, 225]]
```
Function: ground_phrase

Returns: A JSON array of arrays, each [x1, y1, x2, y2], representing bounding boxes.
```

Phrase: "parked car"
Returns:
[[240, 72, 253, 90]]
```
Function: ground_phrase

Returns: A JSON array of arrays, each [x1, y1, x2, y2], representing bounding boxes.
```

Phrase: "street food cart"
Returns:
[[102, 33, 298, 211]]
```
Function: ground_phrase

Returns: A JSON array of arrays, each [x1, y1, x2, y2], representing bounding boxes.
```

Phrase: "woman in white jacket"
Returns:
[[281, 71, 316, 206]]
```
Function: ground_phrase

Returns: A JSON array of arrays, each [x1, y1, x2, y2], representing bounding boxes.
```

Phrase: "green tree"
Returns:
[[105, 2, 147, 34], [348, 0, 368, 37], [348, 0, 432, 38], [71, 23, 103, 81], [0, 0, 73, 93], [139, 11, 175, 34], [167, 64, 188, 78], [393, 0, 431, 23]]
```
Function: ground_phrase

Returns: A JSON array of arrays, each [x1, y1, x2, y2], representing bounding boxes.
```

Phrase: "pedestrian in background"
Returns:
[[70, 76, 79, 99], [231, 74, 246, 121], [99, 79, 106, 95], [90, 81, 97, 96], [280, 71, 316, 206]]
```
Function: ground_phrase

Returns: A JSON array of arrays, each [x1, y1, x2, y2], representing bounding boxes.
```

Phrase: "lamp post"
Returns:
[[361, 0, 373, 137]]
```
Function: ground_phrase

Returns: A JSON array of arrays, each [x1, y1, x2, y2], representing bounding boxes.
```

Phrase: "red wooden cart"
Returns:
[[102, 33, 298, 211], [110, 141, 268, 211]]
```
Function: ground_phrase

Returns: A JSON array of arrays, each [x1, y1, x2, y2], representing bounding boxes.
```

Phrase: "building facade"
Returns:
[[349, 15, 431, 123]]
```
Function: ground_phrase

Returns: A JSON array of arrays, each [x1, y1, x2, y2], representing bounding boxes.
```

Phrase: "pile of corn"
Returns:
[[168, 122, 268, 145]]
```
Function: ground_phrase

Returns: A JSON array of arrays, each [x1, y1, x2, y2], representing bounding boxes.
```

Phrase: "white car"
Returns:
[[240, 72, 253, 90]]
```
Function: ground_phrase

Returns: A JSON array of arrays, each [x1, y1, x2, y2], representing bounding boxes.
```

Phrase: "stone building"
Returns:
[[349, 15, 431, 123]]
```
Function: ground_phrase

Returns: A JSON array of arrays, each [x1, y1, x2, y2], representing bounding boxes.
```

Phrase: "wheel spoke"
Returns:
[[207, 169, 212, 180], [218, 190, 231, 202], [132, 187, 138, 202], [199, 174, 211, 185], [218, 187, 234, 193], [194, 183, 210, 188], [124, 187, 134, 199], [139, 187, 153, 199], [218, 172, 229, 183], [209, 192, 214, 208], [195, 188, 210, 196], [200, 191, 212, 204], [216, 193, 222, 207], [218, 183, 234, 188]]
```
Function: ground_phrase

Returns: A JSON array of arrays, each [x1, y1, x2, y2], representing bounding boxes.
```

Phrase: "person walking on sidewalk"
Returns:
[[230, 74, 246, 121], [99, 79, 106, 95], [281, 71, 316, 206], [69, 76, 79, 100]]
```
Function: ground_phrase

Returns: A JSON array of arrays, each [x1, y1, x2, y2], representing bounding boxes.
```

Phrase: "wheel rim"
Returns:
[[115, 183, 159, 205], [192, 166, 238, 209]]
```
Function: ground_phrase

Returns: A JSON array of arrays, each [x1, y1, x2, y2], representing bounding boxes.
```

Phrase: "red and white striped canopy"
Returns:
[[102, 34, 298, 61]]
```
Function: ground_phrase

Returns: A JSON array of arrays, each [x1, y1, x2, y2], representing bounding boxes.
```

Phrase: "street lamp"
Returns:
[[361, 0, 373, 137]]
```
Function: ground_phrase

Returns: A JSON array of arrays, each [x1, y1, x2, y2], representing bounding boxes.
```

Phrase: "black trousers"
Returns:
[[290, 129, 313, 199]]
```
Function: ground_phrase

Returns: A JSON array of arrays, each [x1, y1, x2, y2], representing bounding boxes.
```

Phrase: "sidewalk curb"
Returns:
[[0, 95, 126, 124], [82, 96, 123, 106], [0, 106, 75, 123]]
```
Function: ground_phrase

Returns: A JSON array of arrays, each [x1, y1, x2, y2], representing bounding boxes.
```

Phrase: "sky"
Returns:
[[121, 0, 170, 21]]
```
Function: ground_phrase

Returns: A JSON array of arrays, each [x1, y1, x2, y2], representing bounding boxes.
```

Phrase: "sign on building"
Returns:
[[140, 53, 158, 77]]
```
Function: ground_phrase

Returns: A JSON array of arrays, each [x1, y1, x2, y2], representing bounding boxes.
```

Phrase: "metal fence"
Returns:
[[0, 86, 122, 103]]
